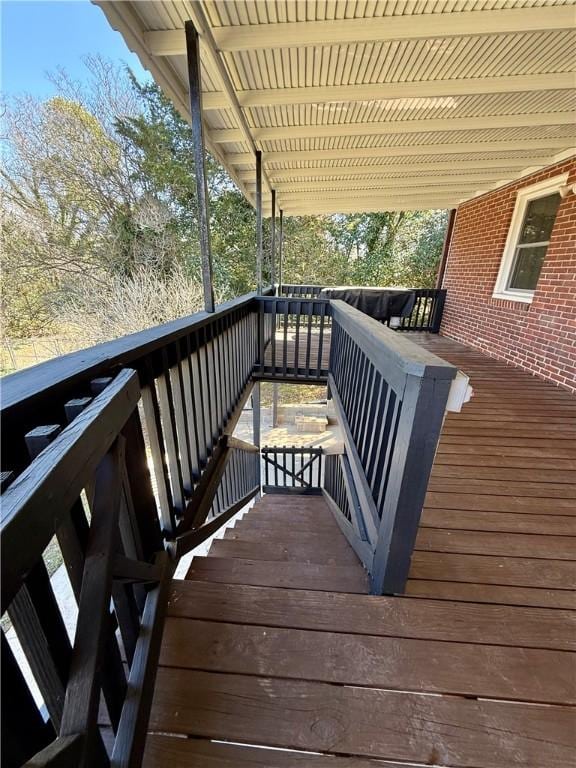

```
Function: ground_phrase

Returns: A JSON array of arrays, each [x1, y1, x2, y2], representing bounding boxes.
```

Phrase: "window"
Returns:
[[493, 174, 567, 303]]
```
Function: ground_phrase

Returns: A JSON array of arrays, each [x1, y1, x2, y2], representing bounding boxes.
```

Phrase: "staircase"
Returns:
[[186, 494, 369, 594], [143, 492, 574, 767]]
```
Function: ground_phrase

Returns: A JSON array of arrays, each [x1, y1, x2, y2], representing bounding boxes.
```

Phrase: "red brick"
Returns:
[[441, 157, 576, 393]]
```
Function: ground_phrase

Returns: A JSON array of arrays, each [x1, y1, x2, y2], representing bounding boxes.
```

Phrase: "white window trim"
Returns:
[[492, 172, 568, 303]]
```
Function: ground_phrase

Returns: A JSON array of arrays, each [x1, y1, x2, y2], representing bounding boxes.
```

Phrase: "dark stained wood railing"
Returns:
[[261, 445, 323, 495], [328, 300, 456, 594], [255, 297, 332, 383], [2, 294, 260, 537], [278, 284, 323, 299], [1, 371, 171, 767], [279, 284, 446, 333], [1, 284, 458, 764], [395, 288, 446, 333]]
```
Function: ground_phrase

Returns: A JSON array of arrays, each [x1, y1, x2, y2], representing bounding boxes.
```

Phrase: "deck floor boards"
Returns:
[[145, 333, 576, 768]]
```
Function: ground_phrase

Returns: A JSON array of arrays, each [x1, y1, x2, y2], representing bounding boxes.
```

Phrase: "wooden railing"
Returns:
[[255, 297, 332, 383], [1, 298, 262, 767], [261, 445, 323, 495], [1, 371, 170, 767], [327, 300, 456, 594], [1, 285, 457, 763], [395, 288, 446, 333], [2, 294, 260, 535], [278, 284, 323, 298], [279, 284, 446, 333]]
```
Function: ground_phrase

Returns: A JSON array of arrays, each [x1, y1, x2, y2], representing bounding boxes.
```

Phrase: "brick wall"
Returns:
[[441, 156, 576, 393]]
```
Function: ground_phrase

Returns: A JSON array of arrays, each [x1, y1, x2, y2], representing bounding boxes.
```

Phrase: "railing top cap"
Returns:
[[331, 300, 456, 381], [1, 291, 258, 415]]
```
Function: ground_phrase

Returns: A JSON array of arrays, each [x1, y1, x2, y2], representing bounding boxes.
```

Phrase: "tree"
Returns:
[[1, 56, 448, 348]]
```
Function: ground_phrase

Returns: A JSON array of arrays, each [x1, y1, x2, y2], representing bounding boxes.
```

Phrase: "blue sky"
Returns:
[[1, 0, 148, 97]]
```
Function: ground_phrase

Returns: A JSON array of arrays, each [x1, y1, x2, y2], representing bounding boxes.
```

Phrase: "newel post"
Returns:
[[371, 372, 453, 595]]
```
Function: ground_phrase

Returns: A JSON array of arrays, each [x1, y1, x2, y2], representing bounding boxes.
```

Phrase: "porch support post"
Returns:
[[278, 209, 284, 294], [436, 207, 456, 289], [270, 189, 276, 287], [185, 21, 215, 312], [256, 150, 263, 293]]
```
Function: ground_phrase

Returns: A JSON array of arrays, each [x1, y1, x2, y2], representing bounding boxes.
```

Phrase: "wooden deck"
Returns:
[[145, 335, 575, 767], [408, 333, 576, 610]]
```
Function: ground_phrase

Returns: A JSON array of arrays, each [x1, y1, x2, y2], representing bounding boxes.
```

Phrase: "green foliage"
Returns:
[[1, 57, 448, 347]]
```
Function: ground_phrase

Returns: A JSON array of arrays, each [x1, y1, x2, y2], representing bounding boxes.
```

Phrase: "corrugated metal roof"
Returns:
[[93, 0, 576, 214]]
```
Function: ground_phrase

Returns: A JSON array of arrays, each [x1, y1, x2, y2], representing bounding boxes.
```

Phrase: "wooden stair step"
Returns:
[[207, 538, 360, 566], [186, 556, 369, 593], [160, 616, 574, 704], [237, 513, 337, 531], [168, 580, 575, 651], [223, 527, 355, 551], [149, 668, 575, 767]]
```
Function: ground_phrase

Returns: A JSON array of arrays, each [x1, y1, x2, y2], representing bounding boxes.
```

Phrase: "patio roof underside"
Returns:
[[95, 0, 576, 217]]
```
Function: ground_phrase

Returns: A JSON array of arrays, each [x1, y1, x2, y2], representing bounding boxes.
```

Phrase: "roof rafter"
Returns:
[[283, 199, 463, 215], [227, 138, 573, 166], [238, 73, 575, 110], [236, 156, 560, 181], [144, 5, 575, 54], [244, 176, 513, 193], [210, 111, 576, 143]]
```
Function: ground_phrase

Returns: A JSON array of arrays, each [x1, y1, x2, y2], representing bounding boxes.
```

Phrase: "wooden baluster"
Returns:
[[169, 345, 194, 497], [140, 362, 175, 535], [6, 426, 74, 729], [187, 333, 208, 470], [60, 444, 125, 766], [157, 348, 185, 515], [293, 301, 301, 376], [282, 300, 289, 377], [1, 632, 55, 765]]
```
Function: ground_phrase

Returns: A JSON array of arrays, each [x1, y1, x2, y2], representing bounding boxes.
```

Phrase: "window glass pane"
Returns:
[[508, 245, 547, 290], [518, 193, 561, 244]]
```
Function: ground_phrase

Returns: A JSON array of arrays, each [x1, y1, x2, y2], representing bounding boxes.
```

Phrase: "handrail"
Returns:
[[2, 292, 260, 472], [328, 300, 457, 594], [1, 371, 171, 767]]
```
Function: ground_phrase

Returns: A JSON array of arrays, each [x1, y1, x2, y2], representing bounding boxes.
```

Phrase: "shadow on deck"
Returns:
[[146, 334, 576, 767]]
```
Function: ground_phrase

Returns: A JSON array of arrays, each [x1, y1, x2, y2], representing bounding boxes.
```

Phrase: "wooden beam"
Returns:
[[237, 156, 559, 181], [284, 199, 462, 215], [210, 110, 576, 143], [210, 72, 573, 111], [253, 177, 509, 193], [188, 73, 574, 112], [185, 21, 215, 313], [145, 6, 575, 53], [227, 138, 573, 165]]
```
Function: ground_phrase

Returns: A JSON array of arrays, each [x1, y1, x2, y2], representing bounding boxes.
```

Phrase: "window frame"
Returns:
[[492, 173, 567, 303]]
